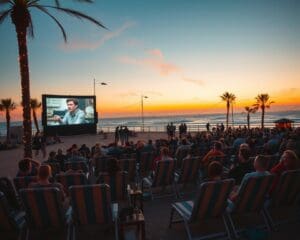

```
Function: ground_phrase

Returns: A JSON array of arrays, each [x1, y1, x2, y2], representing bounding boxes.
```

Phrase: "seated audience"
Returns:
[[152, 147, 173, 170], [201, 141, 225, 167], [207, 161, 223, 181], [16, 158, 40, 177]]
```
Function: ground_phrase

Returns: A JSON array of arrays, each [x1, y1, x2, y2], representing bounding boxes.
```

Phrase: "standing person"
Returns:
[[220, 123, 225, 132], [32, 132, 42, 156], [206, 122, 210, 132], [40, 132, 47, 158], [115, 126, 119, 144], [166, 123, 171, 139], [53, 98, 85, 125], [124, 126, 129, 143]]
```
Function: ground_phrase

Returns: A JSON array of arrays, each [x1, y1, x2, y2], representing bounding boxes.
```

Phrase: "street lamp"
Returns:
[[93, 79, 108, 130], [141, 95, 148, 132]]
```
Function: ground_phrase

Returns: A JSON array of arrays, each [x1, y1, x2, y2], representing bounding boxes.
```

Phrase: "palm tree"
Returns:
[[0, 1, 106, 157], [253, 94, 274, 129], [244, 106, 257, 129], [0, 99, 16, 143], [229, 93, 236, 127], [30, 98, 41, 133], [220, 92, 235, 129]]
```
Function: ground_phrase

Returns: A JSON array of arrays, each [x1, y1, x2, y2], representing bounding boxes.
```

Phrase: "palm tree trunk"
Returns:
[[6, 110, 10, 143], [261, 106, 265, 129], [15, 25, 32, 158], [226, 101, 229, 129], [32, 110, 40, 133], [231, 103, 234, 127], [247, 113, 250, 129]]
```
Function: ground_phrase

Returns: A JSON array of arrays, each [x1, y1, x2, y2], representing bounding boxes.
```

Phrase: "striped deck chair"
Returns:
[[263, 169, 300, 229], [0, 177, 20, 209], [142, 160, 176, 199], [169, 179, 235, 240], [226, 174, 275, 238], [0, 191, 26, 239], [175, 157, 200, 197], [120, 153, 137, 160], [55, 173, 88, 196], [97, 171, 129, 203], [13, 176, 38, 192], [175, 148, 190, 170], [118, 159, 136, 182], [64, 161, 89, 173], [47, 162, 61, 176], [140, 151, 155, 179], [69, 184, 118, 240], [94, 156, 114, 176], [19, 187, 70, 238]]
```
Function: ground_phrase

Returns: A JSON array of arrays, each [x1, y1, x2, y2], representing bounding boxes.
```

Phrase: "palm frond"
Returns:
[[44, 5, 107, 29], [27, 13, 35, 38], [0, 9, 11, 24], [0, 0, 13, 6], [31, 5, 67, 42]]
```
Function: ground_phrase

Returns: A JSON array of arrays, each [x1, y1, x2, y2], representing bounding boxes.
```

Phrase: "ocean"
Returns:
[[0, 111, 299, 136]]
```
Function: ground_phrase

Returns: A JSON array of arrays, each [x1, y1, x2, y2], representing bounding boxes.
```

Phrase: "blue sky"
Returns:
[[0, 0, 299, 119]]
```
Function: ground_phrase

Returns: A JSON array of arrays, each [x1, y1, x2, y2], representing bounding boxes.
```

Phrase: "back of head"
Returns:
[[283, 150, 300, 170], [18, 159, 31, 173], [160, 147, 169, 156], [208, 161, 223, 180], [239, 144, 251, 162], [254, 155, 268, 171], [38, 164, 52, 181], [214, 141, 222, 151]]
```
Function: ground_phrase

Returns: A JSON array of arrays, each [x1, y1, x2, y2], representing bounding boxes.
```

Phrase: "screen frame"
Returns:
[[42, 94, 97, 136]]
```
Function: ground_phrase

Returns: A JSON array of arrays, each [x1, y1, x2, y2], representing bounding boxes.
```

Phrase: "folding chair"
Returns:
[[0, 177, 20, 209], [142, 160, 176, 199], [169, 179, 235, 240], [13, 176, 38, 192], [140, 151, 155, 179], [69, 184, 119, 240], [118, 159, 136, 183], [55, 172, 88, 196]]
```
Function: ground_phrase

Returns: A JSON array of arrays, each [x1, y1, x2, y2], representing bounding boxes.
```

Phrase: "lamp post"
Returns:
[[141, 95, 148, 132], [93, 79, 107, 130]]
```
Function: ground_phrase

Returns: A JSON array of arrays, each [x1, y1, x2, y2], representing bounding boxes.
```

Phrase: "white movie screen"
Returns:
[[45, 96, 95, 126]]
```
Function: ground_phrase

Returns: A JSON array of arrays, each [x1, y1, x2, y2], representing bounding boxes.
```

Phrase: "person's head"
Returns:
[[66, 98, 79, 113], [18, 159, 31, 173], [253, 155, 268, 172], [213, 141, 222, 151], [281, 150, 300, 170], [160, 147, 169, 156], [48, 151, 56, 159], [57, 148, 63, 155], [37, 165, 52, 181], [238, 144, 251, 163], [208, 161, 223, 180], [181, 138, 187, 145]]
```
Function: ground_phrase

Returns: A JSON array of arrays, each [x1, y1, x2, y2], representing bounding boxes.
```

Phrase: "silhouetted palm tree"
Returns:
[[30, 99, 41, 133], [244, 106, 257, 129], [253, 94, 274, 129], [229, 93, 236, 127], [0, 99, 16, 143], [0, 0, 106, 157], [220, 92, 235, 129]]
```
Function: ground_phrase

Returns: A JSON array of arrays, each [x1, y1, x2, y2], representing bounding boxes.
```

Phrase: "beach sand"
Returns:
[[0, 132, 167, 178]]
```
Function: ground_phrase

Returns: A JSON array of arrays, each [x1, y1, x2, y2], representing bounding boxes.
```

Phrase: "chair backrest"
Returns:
[[13, 176, 38, 192], [64, 161, 88, 173], [55, 173, 88, 195], [190, 179, 235, 222], [118, 159, 136, 182], [47, 162, 61, 176], [177, 157, 200, 184], [94, 156, 114, 175], [140, 151, 155, 177], [20, 187, 65, 229], [70, 184, 112, 225], [272, 169, 300, 207], [152, 160, 175, 187], [0, 177, 19, 209], [98, 171, 128, 202], [234, 174, 274, 213], [262, 155, 278, 171], [175, 148, 190, 169], [120, 153, 137, 160], [0, 191, 19, 231]]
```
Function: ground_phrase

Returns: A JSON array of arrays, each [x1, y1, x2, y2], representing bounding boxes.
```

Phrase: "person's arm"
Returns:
[[75, 110, 86, 124]]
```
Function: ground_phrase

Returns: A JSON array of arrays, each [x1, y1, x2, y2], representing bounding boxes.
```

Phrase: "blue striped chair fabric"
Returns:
[[69, 184, 113, 225], [140, 151, 155, 178], [0, 191, 26, 232], [176, 157, 200, 184], [97, 171, 128, 202], [169, 179, 235, 240], [55, 173, 88, 195], [13, 176, 38, 192], [19, 187, 67, 229]]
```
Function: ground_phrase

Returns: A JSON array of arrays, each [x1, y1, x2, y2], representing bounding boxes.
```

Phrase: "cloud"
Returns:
[[145, 91, 163, 96], [182, 77, 204, 86], [61, 21, 136, 51], [118, 91, 139, 98], [118, 49, 180, 76]]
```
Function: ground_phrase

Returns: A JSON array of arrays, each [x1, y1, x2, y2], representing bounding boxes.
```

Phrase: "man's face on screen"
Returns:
[[67, 101, 77, 112]]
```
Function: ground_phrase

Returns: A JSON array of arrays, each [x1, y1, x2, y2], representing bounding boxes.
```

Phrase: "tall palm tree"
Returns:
[[229, 93, 236, 127], [244, 106, 257, 129], [253, 94, 274, 129], [220, 92, 235, 129], [0, 0, 106, 157], [30, 98, 41, 133], [0, 99, 16, 143]]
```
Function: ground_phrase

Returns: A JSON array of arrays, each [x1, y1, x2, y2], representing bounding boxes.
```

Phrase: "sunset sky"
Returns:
[[0, 0, 299, 121]]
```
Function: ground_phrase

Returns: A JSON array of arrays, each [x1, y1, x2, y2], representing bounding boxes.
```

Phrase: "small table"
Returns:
[[119, 210, 145, 240], [129, 188, 143, 212]]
